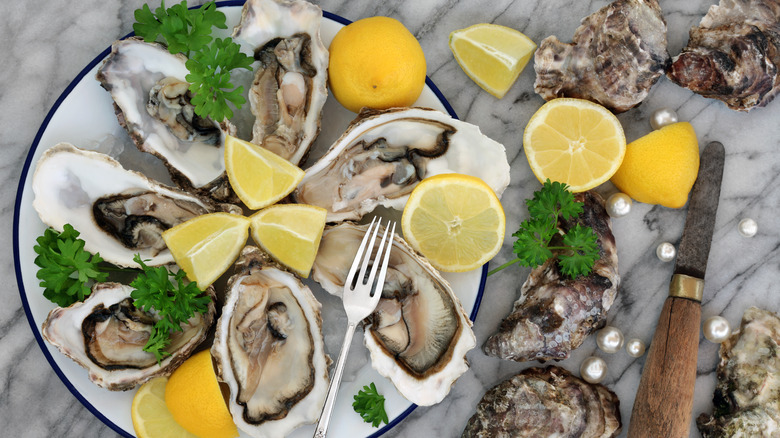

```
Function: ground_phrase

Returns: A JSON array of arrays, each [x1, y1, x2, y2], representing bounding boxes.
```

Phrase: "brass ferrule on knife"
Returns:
[[668, 274, 704, 302]]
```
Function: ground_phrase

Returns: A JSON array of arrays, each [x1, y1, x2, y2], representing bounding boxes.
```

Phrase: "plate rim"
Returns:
[[12, 2, 487, 437]]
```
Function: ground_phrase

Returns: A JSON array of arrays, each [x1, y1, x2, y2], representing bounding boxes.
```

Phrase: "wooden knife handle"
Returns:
[[628, 296, 701, 438]]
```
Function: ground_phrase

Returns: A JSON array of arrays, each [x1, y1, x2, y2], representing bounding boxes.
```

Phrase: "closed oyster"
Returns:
[[211, 246, 328, 437], [232, 0, 329, 165], [312, 222, 476, 406], [697, 307, 780, 437], [96, 37, 236, 202], [41, 282, 216, 391], [462, 366, 621, 437], [32, 143, 238, 268], [293, 107, 510, 223], [483, 191, 619, 362]]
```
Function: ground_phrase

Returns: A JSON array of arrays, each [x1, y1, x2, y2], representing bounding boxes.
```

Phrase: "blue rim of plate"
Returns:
[[12, 2, 486, 437]]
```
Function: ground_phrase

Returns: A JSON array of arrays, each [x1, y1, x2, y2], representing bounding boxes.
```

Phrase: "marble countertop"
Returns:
[[3, 0, 778, 437]]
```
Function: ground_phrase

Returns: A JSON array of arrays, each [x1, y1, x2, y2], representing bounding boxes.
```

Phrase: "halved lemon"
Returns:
[[131, 376, 199, 438], [224, 134, 305, 210], [162, 212, 250, 289], [449, 23, 537, 98], [523, 98, 626, 192], [249, 204, 327, 278], [401, 173, 505, 272]]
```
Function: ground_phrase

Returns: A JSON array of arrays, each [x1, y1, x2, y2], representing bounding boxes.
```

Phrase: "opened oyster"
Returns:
[[96, 37, 236, 202], [232, 0, 329, 165], [41, 282, 216, 391], [293, 107, 511, 222], [32, 143, 237, 268], [312, 222, 476, 406], [211, 246, 328, 437]]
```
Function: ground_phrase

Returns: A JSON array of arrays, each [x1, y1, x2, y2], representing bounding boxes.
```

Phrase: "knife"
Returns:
[[627, 141, 725, 438]]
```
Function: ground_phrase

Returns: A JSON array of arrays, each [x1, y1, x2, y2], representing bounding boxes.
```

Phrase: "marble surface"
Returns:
[[4, 0, 779, 437]]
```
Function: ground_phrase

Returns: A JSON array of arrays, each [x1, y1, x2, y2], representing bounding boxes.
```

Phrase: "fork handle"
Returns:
[[314, 321, 358, 438]]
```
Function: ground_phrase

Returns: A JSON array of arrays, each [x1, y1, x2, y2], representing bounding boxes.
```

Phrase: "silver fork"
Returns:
[[314, 217, 395, 438]]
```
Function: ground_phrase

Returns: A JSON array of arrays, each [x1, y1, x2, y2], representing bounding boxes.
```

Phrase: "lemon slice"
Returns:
[[449, 23, 537, 98], [162, 212, 250, 289], [224, 134, 305, 210], [131, 376, 199, 438], [523, 98, 626, 192], [402, 173, 505, 272], [249, 204, 327, 278]]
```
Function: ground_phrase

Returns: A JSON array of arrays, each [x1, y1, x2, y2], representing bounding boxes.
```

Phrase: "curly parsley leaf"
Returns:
[[353, 383, 389, 427], [33, 224, 109, 307], [489, 179, 600, 279], [133, 0, 225, 55], [130, 254, 211, 363]]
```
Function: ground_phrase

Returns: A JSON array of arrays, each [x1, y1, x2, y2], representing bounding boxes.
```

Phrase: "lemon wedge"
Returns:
[[224, 134, 305, 210], [131, 377, 199, 438], [249, 204, 327, 278], [162, 212, 250, 289], [449, 23, 537, 98], [523, 98, 626, 192], [402, 173, 505, 272]]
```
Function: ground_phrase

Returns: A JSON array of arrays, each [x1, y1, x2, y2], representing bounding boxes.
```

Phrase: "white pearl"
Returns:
[[596, 326, 625, 353], [703, 316, 731, 343], [580, 356, 607, 384], [650, 108, 679, 130], [656, 242, 676, 262], [626, 338, 646, 357], [606, 193, 632, 218], [738, 218, 758, 237]]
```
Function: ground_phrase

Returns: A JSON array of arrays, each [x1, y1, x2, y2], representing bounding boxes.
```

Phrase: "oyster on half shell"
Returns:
[[232, 0, 329, 165], [96, 37, 236, 202], [211, 246, 328, 437], [292, 107, 511, 223], [41, 282, 216, 391], [312, 222, 476, 406]]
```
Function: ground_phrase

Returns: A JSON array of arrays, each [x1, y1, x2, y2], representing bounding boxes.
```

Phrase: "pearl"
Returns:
[[703, 316, 731, 343], [606, 193, 632, 218], [650, 108, 679, 130], [596, 326, 625, 353], [656, 242, 676, 262], [580, 356, 607, 384], [626, 338, 646, 357], [738, 218, 758, 237]]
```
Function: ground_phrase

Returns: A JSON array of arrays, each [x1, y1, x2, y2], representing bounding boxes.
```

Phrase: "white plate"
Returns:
[[13, 3, 487, 437]]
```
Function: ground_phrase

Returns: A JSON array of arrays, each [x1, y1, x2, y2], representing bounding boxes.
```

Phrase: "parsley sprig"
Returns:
[[133, 0, 253, 121], [489, 179, 600, 278], [33, 224, 109, 307], [130, 255, 211, 362], [353, 383, 389, 427]]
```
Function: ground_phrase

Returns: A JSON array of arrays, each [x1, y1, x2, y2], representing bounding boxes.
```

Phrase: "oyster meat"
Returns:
[[534, 0, 670, 113], [211, 246, 328, 437], [32, 143, 237, 268], [96, 37, 236, 202], [483, 191, 620, 362], [232, 0, 329, 165], [41, 282, 216, 391], [312, 222, 476, 406], [293, 107, 511, 223], [462, 366, 622, 437], [667, 0, 780, 111], [697, 306, 780, 437]]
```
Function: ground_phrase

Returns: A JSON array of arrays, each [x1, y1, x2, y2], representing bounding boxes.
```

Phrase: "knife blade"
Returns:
[[627, 141, 725, 438]]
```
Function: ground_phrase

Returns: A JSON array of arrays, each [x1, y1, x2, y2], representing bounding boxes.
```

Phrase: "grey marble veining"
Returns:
[[3, 0, 779, 437]]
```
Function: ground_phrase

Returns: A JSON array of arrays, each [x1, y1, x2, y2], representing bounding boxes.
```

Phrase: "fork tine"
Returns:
[[370, 221, 395, 301], [356, 218, 382, 287], [364, 220, 392, 296], [345, 217, 378, 291]]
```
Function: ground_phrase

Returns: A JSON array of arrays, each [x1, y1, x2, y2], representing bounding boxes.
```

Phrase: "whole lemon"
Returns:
[[328, 16, 426, 112], [611, 122, 700, 208], [165, 350, 238, 438]]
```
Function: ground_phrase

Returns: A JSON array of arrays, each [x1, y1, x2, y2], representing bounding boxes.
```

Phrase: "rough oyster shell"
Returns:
[[211, 246, 328, 437], [293, 107, 511, 223], [41, 282, 216, 391], [312, 222, 476, 406]]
